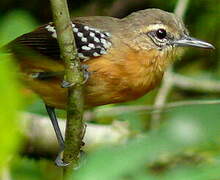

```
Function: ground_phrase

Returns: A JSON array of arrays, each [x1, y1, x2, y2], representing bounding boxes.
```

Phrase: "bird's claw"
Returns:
[[81, 64, 90, 84], [60, 65, 90, 88], [61, 80, 75, 88], [55, 150, 70, 167]]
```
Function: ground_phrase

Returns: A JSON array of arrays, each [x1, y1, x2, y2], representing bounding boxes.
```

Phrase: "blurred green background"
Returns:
[[0, 0, 219, 179]]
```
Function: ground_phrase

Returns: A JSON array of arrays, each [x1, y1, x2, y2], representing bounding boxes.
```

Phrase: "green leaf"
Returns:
[[0, 10, 38, 46], [69, 104, 220, 180], [0, 53, 22, 172]]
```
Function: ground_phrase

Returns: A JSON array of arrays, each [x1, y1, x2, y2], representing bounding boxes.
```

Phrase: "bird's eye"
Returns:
[[147, 28, 169, 48], [155, 29, 167, 39]]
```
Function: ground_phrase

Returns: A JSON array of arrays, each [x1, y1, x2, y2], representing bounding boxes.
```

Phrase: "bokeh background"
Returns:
[[0, 0, 219, 179]]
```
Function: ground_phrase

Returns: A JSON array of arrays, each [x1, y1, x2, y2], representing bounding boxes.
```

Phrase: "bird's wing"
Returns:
[[8, 20, 112, 61]]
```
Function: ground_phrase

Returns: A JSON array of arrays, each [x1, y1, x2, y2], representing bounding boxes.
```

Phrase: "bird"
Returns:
[[5, 8, 214, 166]]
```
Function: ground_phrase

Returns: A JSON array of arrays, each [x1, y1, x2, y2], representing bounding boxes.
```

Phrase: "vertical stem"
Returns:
[[174, 0, 189, 18], [150, 67, 174, 129], [49, 0, 84, 172], [150, 0, 190, 129]]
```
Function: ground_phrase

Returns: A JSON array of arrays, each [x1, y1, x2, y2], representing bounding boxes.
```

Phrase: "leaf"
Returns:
[[0, 10, 38, 46], [69, 104, 220, 180], [0, 53, 22, 172]]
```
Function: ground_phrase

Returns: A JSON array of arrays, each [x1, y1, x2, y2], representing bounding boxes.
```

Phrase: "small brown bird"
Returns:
[[6, 8, 214, 166]]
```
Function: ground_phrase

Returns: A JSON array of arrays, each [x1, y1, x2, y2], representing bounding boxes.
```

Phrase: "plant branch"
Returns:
[[22, 113, 130, 156], [49, 0, 84, 170], [150, 0, 190, 128], [151, 67, 174, 128], [173, 74, 220, 93], [174, 0, 189, 17], [22, 98, 220, 155], [94, 99, 220, 116]]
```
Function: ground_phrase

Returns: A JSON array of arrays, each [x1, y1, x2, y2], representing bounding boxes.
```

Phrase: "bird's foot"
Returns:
[[81, 64, 91, 84], [60, 65, 90, 88], [61, 80, 75, 88], [55, 150, 70, 167]]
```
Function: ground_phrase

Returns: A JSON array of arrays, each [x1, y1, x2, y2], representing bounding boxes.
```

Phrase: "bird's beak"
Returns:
[[173, 35, 215, 49]]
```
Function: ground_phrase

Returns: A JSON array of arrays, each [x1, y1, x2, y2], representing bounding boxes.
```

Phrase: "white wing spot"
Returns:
[[100, 49, 107, 54], [100, 38, 106, 44], [94, 37, 100, 43], [93, 52, 100, 57], [89, 32, 95, 37], [52, 33, 57, 38], [103, 41, 112, 49], [88, 43, 95, 48], [89, 27, 95, 31], [81, 37, 87, 42], [45, 25, 57, 38], [78, 53, 86, 58], [101, 33, 106, 38], [105, 32, 111, 37], [84, 26, 89, 30], [95, 30, 100, 33], [45, 25, 55, 32], [82, 46, 91, 51], [77, 32, 83, 37], [73, 28, 78, 32], [78, 53, 89, 61]]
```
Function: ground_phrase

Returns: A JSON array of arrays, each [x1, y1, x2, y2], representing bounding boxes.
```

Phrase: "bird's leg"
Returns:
[[45, 105, 69, 167], [60, 80, 74, 88], [31, 71, 63, 80], [81, 64, 91, 84], [60, 64, 90, 88]]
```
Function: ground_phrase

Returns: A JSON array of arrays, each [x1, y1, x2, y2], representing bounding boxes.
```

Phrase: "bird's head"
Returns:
[[122, 9, 214, 63]]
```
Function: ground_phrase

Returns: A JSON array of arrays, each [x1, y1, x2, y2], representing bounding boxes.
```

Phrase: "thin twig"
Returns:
[[94, 99, 220, 116], [22, 112, 130, 156], [173, 74, 220, 93], [22, 98, 220, 156], [150, 0, 190, 129], [49, 0, 84, 171], [151, 71, 220, 128], [151, 67, 174, 128], [174, 0, 189, 18]]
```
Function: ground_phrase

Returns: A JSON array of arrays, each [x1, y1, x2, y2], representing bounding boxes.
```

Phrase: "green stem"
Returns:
[[49, 0, 84, 172]]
